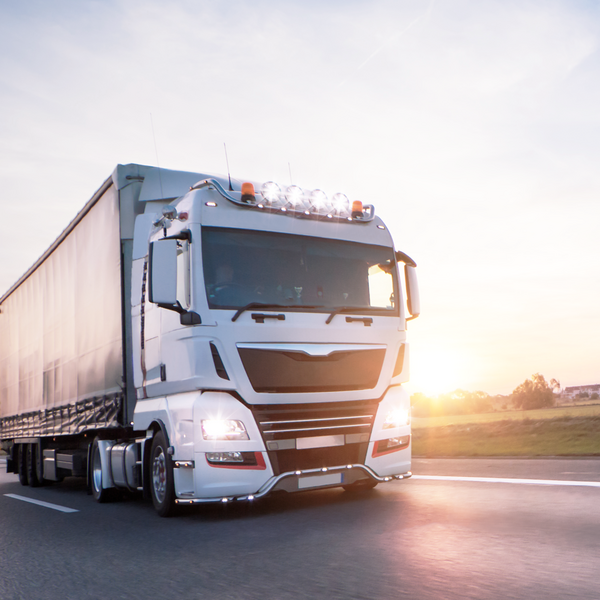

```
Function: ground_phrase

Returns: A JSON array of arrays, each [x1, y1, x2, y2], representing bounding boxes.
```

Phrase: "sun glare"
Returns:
[[408, 346, 470, 397]]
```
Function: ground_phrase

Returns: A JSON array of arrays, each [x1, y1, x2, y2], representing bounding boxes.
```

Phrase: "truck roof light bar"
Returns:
[[190, 178, 375, 223]]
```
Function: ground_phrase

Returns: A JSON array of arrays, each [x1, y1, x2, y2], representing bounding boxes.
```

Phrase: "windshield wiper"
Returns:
[[325, 306, 382, 325], [231, 303, 323, 322]]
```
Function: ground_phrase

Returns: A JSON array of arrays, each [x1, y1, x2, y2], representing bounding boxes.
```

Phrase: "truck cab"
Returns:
[[131, 175, 419, 515]]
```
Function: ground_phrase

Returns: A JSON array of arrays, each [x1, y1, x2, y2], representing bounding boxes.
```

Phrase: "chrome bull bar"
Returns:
[[174, 463, 412, 505]]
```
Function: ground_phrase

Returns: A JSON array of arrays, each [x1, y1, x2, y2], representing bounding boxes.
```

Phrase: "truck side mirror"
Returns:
[[149, 239, 178, 305], [395, 250, 420, 322], [404, 265, 420, 321]]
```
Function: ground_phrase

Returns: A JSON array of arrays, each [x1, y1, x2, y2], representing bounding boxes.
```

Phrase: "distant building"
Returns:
[[562, 384, 600, 399]]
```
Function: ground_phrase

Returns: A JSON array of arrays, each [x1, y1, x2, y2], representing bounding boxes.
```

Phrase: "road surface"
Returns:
[[1, 457, 599, 600]]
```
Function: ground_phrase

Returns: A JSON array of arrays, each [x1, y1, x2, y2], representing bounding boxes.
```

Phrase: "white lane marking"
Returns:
[[4, 494, 79, 513], [412, 475, 600, 488]]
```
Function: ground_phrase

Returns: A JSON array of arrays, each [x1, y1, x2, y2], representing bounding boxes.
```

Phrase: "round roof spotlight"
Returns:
[[285, 185, 305, 208], [331, 192, 350, 216], [261, 181, 282, 205], [309, 189, 330, 213]]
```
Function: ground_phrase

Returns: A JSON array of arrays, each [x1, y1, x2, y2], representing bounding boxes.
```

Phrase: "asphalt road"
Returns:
[[1, 457, 600, 600]]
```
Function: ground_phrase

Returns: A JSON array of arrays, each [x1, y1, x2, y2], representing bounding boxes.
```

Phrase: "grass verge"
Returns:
[[412, 403, 600, 429], [412, 415, 600, 457]]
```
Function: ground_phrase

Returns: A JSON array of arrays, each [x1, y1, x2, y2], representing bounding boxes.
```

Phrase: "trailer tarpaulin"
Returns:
[[0, 184, 124, 431]]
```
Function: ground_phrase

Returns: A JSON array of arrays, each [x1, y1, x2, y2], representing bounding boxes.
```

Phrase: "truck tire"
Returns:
[[26, 444, 43, 487], [91, 439, 114, 503], [17, 445, 29, 486], [150, 431, 176, 517]]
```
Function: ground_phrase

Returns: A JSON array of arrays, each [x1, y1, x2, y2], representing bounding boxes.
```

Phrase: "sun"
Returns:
[[407, 345, 470, 397]]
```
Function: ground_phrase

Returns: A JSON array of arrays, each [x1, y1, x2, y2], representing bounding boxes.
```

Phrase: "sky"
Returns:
[[1, 0, 599, 397]]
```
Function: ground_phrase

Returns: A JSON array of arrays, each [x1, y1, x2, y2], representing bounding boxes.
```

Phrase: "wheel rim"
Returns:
[[92, 447, 103, 493], [152, 448, 167, 504]]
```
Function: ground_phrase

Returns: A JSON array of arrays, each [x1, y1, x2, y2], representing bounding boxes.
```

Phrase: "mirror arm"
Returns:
[[162, 229, 192, 242], [156, 302, 202, 325], [157, 301, 187, 315], [395, 250, 417, 267]]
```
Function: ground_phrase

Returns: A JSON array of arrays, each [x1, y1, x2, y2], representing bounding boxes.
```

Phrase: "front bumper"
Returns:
[[174, 463, 412, 505]]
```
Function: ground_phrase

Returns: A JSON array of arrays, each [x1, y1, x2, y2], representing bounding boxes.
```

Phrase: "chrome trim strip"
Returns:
[[260, 415, 374, 426], [265, 423, 370, 435], [237, 343, 386, 356]]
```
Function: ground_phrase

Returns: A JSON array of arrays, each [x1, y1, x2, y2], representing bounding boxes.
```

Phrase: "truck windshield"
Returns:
[[202, 227, 398, 315]]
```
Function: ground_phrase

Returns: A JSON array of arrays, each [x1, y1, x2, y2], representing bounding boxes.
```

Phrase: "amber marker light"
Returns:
[[351, 200, 364, 219], [241, 182, 255, 203]]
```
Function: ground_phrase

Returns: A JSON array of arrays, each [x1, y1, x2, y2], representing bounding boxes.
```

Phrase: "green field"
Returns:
[[412, 409, 600, 457], [412, 403, 600, 429]]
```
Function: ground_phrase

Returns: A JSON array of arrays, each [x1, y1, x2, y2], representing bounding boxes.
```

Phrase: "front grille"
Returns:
[[252, 400, 377, 475], [239, 347, 385, 393]]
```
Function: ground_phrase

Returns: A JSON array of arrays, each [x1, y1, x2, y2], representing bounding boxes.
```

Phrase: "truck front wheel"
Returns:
[[150, 431, 176, 517], [91, 439, 114, 503]]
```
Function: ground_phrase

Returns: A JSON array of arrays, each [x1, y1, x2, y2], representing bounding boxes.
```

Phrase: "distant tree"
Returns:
[[577, 392, 590, 399], [511, 374, 559, 410], [410, 389, 493, 417], [489, 394, 509, 411], [410, 392, 434, 418], [464, 390, 493, 414], [438, 389, 469, 415], [439, 389, 493, 415], [591, 392, 599, 400]]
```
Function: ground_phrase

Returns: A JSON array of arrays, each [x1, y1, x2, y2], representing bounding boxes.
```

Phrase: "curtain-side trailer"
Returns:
[[0, 163, 420, 516]]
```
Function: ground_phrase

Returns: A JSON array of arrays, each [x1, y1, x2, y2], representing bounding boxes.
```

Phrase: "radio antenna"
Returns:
[[150, 113, 164, 199], [224, 143, 233, 191]]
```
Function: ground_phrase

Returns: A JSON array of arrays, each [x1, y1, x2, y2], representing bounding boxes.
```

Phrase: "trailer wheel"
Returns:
[[35, 445, 45, 485], [150, 431, 176, 517], [26, 444, 42, 487], [91, 440, 113, 503], [343, 479, 378, 492], [17, 445, 29, 486]]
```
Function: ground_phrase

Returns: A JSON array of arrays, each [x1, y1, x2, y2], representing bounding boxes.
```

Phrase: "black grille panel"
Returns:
[[239, 348, 385, 393], [272, 444, 369, 474]]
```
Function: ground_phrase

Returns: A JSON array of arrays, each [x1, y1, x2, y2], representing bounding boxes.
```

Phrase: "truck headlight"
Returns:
[[201, 419, 249, 440], [383, 408, 410, 429]]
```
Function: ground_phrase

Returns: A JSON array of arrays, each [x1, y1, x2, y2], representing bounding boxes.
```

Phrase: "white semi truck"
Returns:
[[0, 163, 420, 516]]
